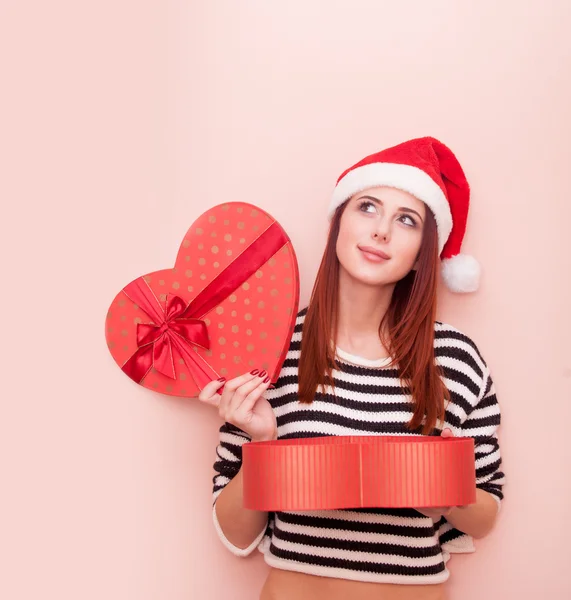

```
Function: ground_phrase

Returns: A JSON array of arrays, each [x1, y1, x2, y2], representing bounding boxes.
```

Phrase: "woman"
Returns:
[[199, 137, 505, 600]]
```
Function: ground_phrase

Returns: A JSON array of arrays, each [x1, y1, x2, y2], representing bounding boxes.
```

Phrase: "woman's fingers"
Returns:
[[215, 369, 266, 417], [223, 371, 269, 418], [441, 428, 454, 438], [197, 377, 226, 407], [231, 373, 272, 418], [198, 369, 274, 439], [223, 369, 267, 394], [218, 372, 256, 415]]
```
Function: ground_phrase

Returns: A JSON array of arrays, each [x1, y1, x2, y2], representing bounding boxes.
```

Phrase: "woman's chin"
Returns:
[[339, 260, 403, 287], [346, 269, 395, 288]]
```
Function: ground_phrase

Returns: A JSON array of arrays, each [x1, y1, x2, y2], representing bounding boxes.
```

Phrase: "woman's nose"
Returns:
[[373, 221, 390, 242]]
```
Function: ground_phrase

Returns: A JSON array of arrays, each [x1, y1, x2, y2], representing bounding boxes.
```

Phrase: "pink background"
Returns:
[[2, 1, 570, 598]]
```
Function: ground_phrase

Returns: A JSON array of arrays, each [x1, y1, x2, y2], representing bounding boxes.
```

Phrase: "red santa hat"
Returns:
[[327, 136, 480, 293]]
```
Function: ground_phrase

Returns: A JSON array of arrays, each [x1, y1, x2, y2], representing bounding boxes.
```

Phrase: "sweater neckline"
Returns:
[[335, 345, 393, 368]]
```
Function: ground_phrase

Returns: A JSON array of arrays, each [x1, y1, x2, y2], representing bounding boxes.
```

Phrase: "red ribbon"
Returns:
[[120, 221, 288, 389]]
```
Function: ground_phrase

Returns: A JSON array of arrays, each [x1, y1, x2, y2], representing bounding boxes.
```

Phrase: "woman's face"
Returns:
[[336, 186, 427, 287]]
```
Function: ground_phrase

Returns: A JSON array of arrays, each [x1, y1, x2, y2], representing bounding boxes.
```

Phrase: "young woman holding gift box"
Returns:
[[198, 137, 505, 600]]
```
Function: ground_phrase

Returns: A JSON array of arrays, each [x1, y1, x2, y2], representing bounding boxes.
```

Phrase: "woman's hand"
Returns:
[[198, 369, 278, 442], [415, 427, 459, 519]]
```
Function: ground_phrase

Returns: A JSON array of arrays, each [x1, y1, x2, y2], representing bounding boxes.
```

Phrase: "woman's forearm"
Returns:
[[215, 467, 269, 550], [446, 489, 499, 538]]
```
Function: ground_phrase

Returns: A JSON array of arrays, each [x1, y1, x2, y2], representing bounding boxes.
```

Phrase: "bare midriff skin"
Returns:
[[260, 568, 447, 600]]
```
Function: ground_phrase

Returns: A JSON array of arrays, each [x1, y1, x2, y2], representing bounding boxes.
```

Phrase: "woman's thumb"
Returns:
[[197, 378, 225, 407]]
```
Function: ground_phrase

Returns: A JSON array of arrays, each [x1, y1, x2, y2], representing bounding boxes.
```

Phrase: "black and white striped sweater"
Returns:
[[211, 307, 505, 585]]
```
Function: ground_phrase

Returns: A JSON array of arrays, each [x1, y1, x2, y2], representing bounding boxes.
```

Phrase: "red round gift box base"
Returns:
[[242, 435, 476, 511]]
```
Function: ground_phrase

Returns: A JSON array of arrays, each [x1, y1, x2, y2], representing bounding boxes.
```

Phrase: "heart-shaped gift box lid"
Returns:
[[105, 202, 300, 397]]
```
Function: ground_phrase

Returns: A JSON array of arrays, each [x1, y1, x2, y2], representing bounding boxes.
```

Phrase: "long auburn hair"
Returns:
[[298, 199, 450, 435]]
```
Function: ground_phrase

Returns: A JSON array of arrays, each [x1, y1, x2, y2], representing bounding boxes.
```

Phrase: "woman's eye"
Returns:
[[399, 214, 416, 227], [358, 200, 376, 213]]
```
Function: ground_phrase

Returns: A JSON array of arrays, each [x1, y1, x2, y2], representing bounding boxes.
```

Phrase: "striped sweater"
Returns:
[[211, 307, 505, 585]]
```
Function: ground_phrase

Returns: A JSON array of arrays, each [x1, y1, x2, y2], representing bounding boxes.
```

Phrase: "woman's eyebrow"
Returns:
[[358, 195, 424, 222]]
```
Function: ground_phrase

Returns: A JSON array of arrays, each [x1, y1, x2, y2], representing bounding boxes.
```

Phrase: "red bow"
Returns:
[[136, 293, 209, 379], [121, 279, 214, 386]]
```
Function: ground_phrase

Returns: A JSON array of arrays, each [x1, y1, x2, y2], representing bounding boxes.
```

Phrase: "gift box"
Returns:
[[105, 202, 300, 397], [242, 435, 477, 511]]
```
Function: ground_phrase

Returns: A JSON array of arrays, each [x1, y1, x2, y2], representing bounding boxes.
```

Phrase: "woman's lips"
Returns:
[[358, 246, 390, 263]]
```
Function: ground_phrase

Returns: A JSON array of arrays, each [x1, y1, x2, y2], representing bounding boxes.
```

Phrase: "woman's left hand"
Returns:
[[415, 427, 458, 519]]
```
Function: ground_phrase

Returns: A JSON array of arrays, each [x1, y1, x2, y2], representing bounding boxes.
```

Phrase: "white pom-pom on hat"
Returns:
[[441, 254, 481, 294], [328, 137, 480, 293]]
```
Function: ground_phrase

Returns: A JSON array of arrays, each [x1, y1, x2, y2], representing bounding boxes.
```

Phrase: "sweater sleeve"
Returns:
[[211, 422, 269, 556], [461, 366, 505, 510]]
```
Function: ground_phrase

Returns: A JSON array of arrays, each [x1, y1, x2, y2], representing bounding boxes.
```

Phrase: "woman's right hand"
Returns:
[[197, 369, 278, 442]]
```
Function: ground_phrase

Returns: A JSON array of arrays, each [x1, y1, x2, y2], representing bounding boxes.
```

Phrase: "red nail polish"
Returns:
[[258, 370, 267, 378], [217, 377, 226, 382], [251, 369, 259, 375], [263, 376, 270, 383]]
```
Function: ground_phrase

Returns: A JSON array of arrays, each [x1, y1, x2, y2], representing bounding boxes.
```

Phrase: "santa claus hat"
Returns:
[[328, 136, 480, 293]]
